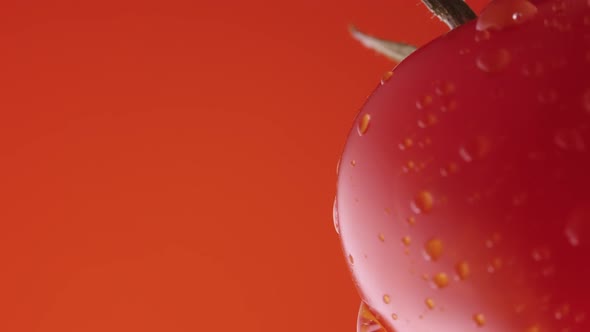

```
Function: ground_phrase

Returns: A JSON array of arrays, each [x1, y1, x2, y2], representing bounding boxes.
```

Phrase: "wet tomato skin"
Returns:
[[336, 1, 590, 332]]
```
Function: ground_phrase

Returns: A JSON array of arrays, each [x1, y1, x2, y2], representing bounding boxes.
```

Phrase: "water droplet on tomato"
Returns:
[[582, 88, 590, 113], [473, 313, 486, 326], [537, 89, 558, 104], [399, 137, 414, 150], [411, 191, 434, 214], [407, 215, 416, 225], [554, 129, 586, 151], [489, 257, 503, 271], [440, 99, 457, 112], [476, 0, 538, 31], [474, 29, 491, 42], [381, 71, 393, 85], [551, 0, 566, 13], [460, 136, 492, 162], [565, 226, 580, 247], [383, 294, 391, 304], [333, 197, 340, 235], [521, 61, 544, 77], [440, 162, 459, 176], [391, 313, 398, 320], [554, 304, 571, 320], [416, 95, 433, 109], [349, 254, 355, 264], [525, 324, 540, 332], [424, 238, 444, 261], [543, 17, 573, 32], [418, 113, 438, 128], [358, 114, 371, 135], [425, 298, 436, 309], [455, 261, 470, 280], [532, 247, 551, 261], [476, 48, 511, 73], [401, 236, 411, 246], [434, 81, 455, 96], [459, 147, 474, 162], [378, 233, 385, 242], [432, 272, 449, 288], [542, 265, 556, 277], [357, 302, 387, 332]]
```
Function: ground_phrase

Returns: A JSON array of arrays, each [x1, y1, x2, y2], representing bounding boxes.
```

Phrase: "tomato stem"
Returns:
[[421, 0, 476, 29], [349, 1, 475, 62]]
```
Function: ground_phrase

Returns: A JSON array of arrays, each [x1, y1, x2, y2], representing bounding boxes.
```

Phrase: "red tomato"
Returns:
[[335, 1, 590, 331]]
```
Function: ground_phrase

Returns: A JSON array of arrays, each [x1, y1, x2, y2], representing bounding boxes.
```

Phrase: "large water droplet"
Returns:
[[476, 48, 512, 73], [476, 0, 538, 31], [424, 238, 444, 261], [333, 197, 340, 235], [358, 114, 371, 136], [411, 191, 434, 214]]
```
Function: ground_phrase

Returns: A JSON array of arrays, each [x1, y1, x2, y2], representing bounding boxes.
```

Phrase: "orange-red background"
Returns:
[[0, 1, 485, 331]]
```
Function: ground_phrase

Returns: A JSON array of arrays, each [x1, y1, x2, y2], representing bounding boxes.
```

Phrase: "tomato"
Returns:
[[335, 1, 590, 331]]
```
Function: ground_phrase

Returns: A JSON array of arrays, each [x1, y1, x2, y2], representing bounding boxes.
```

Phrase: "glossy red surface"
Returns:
[[336, 1, 590, 331]]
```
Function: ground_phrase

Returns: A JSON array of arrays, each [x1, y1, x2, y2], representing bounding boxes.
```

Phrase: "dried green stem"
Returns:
[[421, 0, 477, 29], [349, 0, 476, 62], [349, 25, 417, 63]]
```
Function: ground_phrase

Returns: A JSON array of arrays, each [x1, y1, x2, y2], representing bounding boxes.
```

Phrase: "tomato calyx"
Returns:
[[350, 0, 477, 62]]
